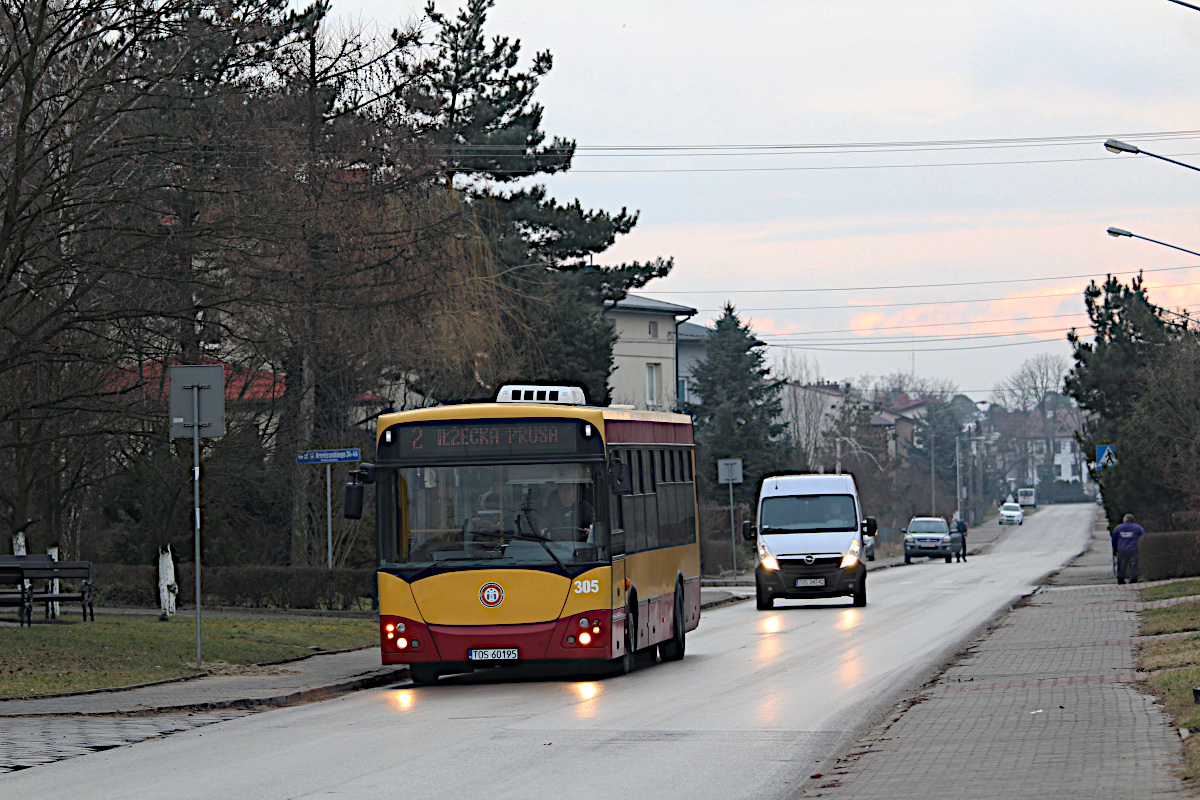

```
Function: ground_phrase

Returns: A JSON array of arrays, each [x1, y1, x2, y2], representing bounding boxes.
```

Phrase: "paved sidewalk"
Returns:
[[797, 515, 1188, 799]]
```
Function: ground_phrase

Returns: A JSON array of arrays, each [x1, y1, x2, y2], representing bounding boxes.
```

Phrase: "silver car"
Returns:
[[903, 517, 962, 564]]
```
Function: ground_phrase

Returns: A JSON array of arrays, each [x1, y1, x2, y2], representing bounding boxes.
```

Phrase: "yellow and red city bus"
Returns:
[[345, 386, 701, 684]]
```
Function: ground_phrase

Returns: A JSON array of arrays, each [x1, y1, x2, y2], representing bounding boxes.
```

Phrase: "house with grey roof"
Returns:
[[603, 294, 696, 410]]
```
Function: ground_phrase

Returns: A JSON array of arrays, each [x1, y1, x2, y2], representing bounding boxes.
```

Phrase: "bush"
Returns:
[[1139, 531, 1200, 581], [92, 564, 376, 610]]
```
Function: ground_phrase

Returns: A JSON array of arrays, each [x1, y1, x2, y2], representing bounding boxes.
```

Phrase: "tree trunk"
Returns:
[[158, 544, 178, 619]]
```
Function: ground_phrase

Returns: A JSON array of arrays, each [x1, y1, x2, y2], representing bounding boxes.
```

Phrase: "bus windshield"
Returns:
[[759, 494, 858, 532], [382, 462, 607, 569]]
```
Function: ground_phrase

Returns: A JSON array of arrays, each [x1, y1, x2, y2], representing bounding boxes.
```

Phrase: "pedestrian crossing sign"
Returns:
[[1096, 444, 1118, 469]]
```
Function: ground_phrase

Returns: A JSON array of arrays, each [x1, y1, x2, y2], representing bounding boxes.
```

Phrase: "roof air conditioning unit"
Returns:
[[495, 385, 586, 405]]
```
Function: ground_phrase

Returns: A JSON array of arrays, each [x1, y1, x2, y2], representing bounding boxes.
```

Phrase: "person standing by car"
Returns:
[[1111, 513, 1146, 585], [955, 518, 968, 562]]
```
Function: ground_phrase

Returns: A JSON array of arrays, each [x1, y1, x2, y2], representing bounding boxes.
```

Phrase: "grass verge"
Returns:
[[1139, 595, 1200, 780], [0, 614, 377, 699], [1142, 580, 1200, 603]]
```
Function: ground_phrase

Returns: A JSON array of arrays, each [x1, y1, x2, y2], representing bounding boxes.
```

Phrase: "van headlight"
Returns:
[[840, 539, 861, 569], [758, 542, 779, 571]]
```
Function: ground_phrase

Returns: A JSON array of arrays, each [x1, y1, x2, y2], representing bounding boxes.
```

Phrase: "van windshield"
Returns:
[[760, 494, 858, 533]]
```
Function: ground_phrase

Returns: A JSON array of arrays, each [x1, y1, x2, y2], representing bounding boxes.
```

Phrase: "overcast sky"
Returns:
[[331, 0, 1200, 398]]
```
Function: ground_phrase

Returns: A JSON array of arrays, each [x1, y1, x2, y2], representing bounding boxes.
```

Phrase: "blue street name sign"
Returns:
[[296, 448, 361, 465]]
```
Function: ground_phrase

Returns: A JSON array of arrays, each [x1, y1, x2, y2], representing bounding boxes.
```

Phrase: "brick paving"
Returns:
[[797, 515, 1189, 799]]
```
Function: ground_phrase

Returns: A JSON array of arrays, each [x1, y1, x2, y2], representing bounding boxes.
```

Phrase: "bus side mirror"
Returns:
[[344, 482, 364, 520], [863, 517, 878, 536], [741, 520, 755, 542], [609, 459, 632, 494]]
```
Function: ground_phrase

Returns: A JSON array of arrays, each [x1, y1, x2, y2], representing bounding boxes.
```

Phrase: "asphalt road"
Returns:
[[0, 505, 1094, 800]]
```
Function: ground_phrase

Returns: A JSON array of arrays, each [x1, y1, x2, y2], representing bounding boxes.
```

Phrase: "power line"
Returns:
[[755, 311, 1091, 337], [422, 129, 1200, 153], [765, 333, 1095, 354], [693, 280, 1200, 313], [651, 262, 1200, 296], [569, 152, 1200, 174]]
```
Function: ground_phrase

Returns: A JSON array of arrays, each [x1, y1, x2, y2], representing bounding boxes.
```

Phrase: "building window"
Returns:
[[648, 320, 659, 338], [646, 363, 661, 406], [677, 378, 688, 404]]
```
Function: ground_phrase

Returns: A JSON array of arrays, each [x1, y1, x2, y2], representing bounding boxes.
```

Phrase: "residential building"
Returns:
[[603, 294, 696, 411]]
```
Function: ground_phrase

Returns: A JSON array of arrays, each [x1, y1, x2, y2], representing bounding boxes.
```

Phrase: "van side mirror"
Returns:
[[609, 458, 632, 494], [741, 520, 755, 542], [863, 517, 878, 536], [344, 482, 364, 520]]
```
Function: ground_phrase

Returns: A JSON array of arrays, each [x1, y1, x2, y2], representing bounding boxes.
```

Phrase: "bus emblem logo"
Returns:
[[479, 582, 504, 608]]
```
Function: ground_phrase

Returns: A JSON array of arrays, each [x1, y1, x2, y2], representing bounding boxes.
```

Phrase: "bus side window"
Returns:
[[644, 454, 660, 550], [645, 450, 656, 494], [608, 489, 625, 555]]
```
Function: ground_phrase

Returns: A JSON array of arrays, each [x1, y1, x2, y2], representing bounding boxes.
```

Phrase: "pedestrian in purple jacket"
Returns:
[[1111, 513, 1145, 585]]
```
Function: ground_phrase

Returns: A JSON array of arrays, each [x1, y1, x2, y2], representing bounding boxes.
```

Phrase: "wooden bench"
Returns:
[[0, 560, 35, 626], [26, 562, 94, 622], [0, 555, 94, 624]]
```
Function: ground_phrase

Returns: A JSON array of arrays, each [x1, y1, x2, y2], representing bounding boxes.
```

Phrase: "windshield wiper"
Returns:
[[473, 527, 566, 571], [406, 554, 500, 581]]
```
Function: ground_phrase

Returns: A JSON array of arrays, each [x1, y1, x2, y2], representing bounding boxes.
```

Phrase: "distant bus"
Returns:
[[344, 385, 701, 684], [1017, 487, 1036, 508]]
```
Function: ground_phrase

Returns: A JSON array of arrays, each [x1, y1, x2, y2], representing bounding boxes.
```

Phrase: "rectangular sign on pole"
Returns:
[[168, 365, 226, 440], [717, 458, 744, 485], [296, 449, 362, 569], [296, 448, 361, 465], [167, 365, 226, 671]]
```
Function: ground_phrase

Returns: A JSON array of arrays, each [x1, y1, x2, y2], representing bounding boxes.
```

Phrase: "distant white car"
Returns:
[[999, 502, 1024, 525]]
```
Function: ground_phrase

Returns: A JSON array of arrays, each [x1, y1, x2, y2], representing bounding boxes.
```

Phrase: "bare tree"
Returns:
[[776, 353, 830, 470]]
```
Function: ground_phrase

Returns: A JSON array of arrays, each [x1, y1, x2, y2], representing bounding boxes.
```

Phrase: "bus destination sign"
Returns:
[[392, 420, 584, 461]]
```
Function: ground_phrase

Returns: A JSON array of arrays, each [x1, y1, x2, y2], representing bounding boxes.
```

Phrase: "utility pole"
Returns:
[[930, 424, 936, 514], [955, 435, 963, 523]]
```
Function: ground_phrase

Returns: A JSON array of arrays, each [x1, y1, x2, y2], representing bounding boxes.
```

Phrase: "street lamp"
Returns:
[[1103, 138, 1200, 174], [1104, 226, 1197, 324], [1105, 226, 1200, 259]]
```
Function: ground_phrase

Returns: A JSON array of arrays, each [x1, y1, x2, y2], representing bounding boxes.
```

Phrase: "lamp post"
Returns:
[[1104, 226, 1198, 324], [1104, 138, 1200, 174]]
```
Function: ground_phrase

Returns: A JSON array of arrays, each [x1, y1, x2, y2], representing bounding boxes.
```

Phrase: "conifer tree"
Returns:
[[689, 305, 787, 503], [420, 0, 671, 403]]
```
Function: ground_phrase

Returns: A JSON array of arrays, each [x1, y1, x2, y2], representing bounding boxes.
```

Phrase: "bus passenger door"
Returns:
[[611, 555, 626, 656]]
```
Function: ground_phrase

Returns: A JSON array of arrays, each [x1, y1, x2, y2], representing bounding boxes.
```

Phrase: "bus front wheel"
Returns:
[[659, 584, 686, 662], [615, 597, 637, 674]]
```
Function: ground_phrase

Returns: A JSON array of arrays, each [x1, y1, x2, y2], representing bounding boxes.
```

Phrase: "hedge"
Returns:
[[93, 564, 376, 610], [1137, 530, 1200, 581]]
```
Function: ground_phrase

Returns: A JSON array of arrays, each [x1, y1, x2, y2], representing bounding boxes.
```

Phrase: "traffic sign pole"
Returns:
[[294, 449, 362, 570], [326, 464, 333, 569], [192, 384, 202, 669]]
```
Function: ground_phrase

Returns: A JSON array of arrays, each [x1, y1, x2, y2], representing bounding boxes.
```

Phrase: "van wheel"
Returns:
[[409, 664, 439, 686], [852, 579, 867, 607], [904, 556, 911, 564], [756, 585, 773, 610], [659, 584, 686, 661]]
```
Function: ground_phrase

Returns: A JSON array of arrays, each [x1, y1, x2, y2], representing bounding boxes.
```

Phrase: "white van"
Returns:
[[741, 474, 877, 609]]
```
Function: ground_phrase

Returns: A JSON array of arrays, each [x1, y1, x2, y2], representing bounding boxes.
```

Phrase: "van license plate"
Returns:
[[468, 648, 518, 661], [795, 578, 825, 588]]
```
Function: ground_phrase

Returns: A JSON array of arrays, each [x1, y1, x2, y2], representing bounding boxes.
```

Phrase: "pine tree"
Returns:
[[420, 0, 671, 402], [689, 305, 787, 503]]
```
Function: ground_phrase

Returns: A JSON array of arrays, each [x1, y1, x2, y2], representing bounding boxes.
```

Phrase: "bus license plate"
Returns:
[[468, 648, 518, 661], [795, 578, 825, 588]]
